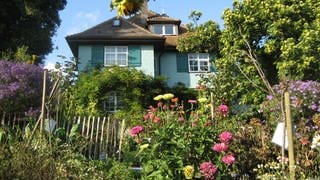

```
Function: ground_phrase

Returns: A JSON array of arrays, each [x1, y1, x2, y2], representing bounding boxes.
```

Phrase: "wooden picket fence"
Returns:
[[0, 113, 126, 160], [61, 116, 126, 160]]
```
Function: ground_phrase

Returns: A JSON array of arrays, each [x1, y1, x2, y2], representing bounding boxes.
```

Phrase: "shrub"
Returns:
[[0, 60, 44, 113]]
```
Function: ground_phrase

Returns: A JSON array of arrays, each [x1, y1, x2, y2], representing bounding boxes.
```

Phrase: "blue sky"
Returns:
[[44, 0, 233, 69]]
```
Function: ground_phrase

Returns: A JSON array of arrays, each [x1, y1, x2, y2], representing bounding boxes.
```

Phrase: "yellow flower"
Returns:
[[198, 97, 208, 103], [162, 93, 174, 100], [140, 144, 149, 150], [183, 165, 194, 179], [153, 95, 164, 101]]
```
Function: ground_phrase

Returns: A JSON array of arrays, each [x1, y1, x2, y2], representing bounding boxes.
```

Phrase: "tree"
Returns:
[[216, 0, 320, 106], [0, 0, 67, 63], [0, 60, 44, 113], [177, 20, 221, 54]]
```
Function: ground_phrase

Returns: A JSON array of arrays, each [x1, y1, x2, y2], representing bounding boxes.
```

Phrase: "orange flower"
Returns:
[[171, 97, 178, 103]]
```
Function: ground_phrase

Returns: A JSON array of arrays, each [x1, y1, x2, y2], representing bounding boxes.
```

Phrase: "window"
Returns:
[[112, 19, 121, 27], [104, 46, 128, 66], [188, 53, 210, 72], [152, 24, 177, 35], [104, 92, 122, 112]]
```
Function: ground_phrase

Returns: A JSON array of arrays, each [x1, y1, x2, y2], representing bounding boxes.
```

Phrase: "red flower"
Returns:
[[154, 116, 161, 123]]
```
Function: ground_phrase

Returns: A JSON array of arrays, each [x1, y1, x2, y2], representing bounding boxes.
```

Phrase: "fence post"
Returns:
[[81, 116, 86, 136], [94, 117, 101, 159], [118, 119, 125, 161], [105, 117, 110, 157], [40, 70, 47, 135], [100, 117, 106, 159], [89, 116, 96, 159], [284, 91, 295, 180]]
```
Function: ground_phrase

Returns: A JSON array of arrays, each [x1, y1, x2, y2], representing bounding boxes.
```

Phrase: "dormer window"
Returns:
[[151, 24, 177, 35]]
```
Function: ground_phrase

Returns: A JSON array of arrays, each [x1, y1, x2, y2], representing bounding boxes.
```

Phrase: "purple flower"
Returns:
[[266, 95, 273, 101], [0, 60, 44, 113]]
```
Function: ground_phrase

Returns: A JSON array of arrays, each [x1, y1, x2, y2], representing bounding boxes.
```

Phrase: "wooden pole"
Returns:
[[100, 117, 106, 159], [284, 91, 295, 180], [94, 117, 101, 159], [89, 116, 96, 159], [81, 116, 86, 136], [40, 70, 47, 135], [118, 119, 125, 161], [105, 117, 110, 157], [210, 92, 214, 122]]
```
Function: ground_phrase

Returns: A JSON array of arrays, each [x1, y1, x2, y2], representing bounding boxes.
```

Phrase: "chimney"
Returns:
[[140, 0, 148, 26], [141, 0, 148, 14]]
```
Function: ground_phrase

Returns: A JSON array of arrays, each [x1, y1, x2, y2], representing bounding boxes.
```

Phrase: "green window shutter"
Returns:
[[128, 45, 141, 67], [209, 53, 217, 72], [91, 45, 104, 67], [176, 53, 188, 72]]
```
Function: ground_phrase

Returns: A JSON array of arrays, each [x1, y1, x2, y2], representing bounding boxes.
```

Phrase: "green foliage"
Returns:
[[177, 20, 221, 54], [63, 66, 168, 118], [216, 0, 320, 106], [0, 0, 67, 61], [129, 95, 239, 179], [0, 123, 131, 179], [0, 46, 39, 64], [185, 10, 203, 30]]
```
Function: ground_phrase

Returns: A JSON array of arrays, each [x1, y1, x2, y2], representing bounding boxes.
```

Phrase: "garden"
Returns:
[[1, 0, 320, 179]]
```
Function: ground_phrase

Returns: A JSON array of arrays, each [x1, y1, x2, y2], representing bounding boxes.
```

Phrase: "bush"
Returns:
[[0, 60, 44, 113]]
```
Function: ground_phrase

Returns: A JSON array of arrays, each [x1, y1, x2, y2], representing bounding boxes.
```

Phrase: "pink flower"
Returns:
[[199, 162, 218, 179], [143, 114, 149, 120], [154, 116, 161, 123], [130, 125, 144, 137], [222, 154, 235, 165], [219, 131, 233, 143], [178, 116, 184, 122], [188, 100, 198, 104], [162, 104, 167, 110], [218, 104, 229, 117], [212, 142, 229, 152]]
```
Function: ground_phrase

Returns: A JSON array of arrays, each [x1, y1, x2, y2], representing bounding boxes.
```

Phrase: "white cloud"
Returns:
[[66, 23, 90, 35], [76, 10, 101, 23], [65, 10, 102, 35], [44, 61, 56, 70]]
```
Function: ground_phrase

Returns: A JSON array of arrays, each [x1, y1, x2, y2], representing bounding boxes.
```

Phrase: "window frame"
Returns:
[[103, 92, 122, 113], [188, 53, 210, 73], [152, 24, 177, 35], [104, 46, 128, 67]]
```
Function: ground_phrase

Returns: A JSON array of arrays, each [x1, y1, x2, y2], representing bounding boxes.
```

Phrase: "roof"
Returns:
[[66, 10, 188, 57], [147, 13, 181, 25]]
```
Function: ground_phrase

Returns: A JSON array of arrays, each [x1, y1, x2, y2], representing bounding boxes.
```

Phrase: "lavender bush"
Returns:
[[0, 60, 43, 114]]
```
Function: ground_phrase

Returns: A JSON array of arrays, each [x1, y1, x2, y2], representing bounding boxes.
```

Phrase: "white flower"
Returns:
[[311, 134, 320, 149]]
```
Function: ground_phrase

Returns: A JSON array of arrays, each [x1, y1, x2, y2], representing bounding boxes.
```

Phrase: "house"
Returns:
[[66, 2, 215, 89]]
